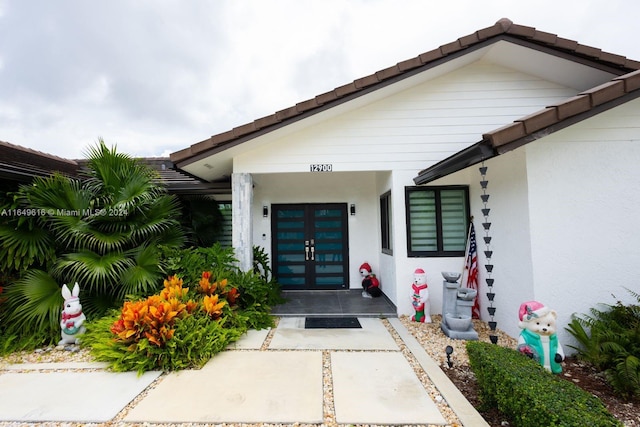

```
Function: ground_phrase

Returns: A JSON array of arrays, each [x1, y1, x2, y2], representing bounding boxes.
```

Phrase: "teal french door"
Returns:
[[272, 203, 349, 289]]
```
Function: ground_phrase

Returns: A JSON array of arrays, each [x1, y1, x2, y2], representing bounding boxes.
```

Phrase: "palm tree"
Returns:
[[0, 140, 185, 342]]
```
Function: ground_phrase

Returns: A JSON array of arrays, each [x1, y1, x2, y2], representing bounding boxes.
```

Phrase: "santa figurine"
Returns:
[[411, 268, 431, 323], [359, 262, 382, 298]]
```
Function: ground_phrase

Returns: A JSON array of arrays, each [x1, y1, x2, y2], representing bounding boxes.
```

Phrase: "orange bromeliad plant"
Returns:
[[160, 275, 190, 301], [202, 294, 226, 319], [110, 272, 240, 347], [199, 271, 240, 308], [111, 276, 192, 347], [198, 271, 227, 296]]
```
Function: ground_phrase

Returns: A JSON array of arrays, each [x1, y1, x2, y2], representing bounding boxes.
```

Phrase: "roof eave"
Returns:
[[413, 142, 495, 185]]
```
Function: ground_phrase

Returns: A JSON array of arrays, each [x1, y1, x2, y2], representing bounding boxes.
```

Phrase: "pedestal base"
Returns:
[[440, 321, 479, 340]]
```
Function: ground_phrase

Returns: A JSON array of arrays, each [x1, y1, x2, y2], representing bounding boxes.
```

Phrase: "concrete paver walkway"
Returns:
[[0, 317, 488, 426], [0, 368, 160, 423]]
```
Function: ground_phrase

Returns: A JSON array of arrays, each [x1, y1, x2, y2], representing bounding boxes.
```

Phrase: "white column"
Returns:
[[232, 172, 253, 272]]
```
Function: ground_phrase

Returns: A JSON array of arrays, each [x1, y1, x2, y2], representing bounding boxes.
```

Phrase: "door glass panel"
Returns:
[[277, 231, 305, 239], [277, 243, 304, 251], [278, 221, 304, 229], [278, 210, 304, 218], [277, 253, 305, 262], [316, 220, 341, 228], [278, 264, 305, 274], [316, 231, 342, 239], [316, 209, 341, 217], [315, 265, 343, 274], [315, 242, 342, 251], [316, 277, 344, 286], [278, 277, 306, 286]]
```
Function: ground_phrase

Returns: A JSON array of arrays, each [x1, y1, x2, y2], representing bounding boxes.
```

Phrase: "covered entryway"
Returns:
[[272, 203, 349, 290]]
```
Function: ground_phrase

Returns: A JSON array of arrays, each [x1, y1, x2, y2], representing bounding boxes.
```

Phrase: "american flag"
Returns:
[[465, 223, 480, 318]]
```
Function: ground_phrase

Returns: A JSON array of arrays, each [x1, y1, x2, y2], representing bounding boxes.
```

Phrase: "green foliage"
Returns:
[[80, 245, 280, 373], [1, 270, 62, 340], [162, 243, 283, 316], [177, 195, 224, 247], [566, 289, 640, 398], [253, 245, 272, 282], [467, 341, 621, 427], [82, 311, 246, 374], [162, 243, 238, 286], [230, 268, 284, 313], [0, 330, 52, 355], [0, 139, 186, 343]]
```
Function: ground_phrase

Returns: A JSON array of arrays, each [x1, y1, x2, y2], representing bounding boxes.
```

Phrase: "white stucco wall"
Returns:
[[441, 99, 640, 350], [524, 99, 640, 351], [251, 171, 380, 290], [468, 149, 535, 341], [227, 57, 601, 326], [375, 171, 396, 303]]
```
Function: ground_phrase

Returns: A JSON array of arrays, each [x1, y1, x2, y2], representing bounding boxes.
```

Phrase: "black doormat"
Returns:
[[304, 317, 362, 329]]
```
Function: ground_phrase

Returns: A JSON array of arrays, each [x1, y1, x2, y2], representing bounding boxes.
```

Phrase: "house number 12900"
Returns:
[[310, 164, 333, 172]]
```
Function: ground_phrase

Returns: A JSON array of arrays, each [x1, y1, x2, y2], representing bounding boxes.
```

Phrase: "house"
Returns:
[[0, 140, 80, 191], [170, 18, 640, 349]]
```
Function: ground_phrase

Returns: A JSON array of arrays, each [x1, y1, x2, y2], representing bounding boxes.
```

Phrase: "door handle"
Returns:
[[310, 239, 315, 261], [305, 239, 315, 261]]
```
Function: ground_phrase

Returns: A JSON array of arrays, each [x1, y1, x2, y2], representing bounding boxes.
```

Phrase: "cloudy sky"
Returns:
[[0, 0, 638, 159]]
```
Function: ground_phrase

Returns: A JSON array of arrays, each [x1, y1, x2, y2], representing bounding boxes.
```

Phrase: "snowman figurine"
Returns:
[[411, 268, 431, 323]]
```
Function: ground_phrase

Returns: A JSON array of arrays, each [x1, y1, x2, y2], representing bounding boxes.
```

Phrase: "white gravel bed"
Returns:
[[399, 314, 518, 369]]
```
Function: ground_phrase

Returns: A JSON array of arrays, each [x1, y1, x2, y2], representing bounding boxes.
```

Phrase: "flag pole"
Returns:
[[461, 217, 473, 283]]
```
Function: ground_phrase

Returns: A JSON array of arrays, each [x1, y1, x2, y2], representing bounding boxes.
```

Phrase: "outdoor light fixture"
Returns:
[[350, 204, 356, 215], [445, 345, 454, 368], [263, 206, 269, 217]]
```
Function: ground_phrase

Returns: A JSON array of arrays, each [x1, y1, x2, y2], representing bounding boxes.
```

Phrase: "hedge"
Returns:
[[466, 341, 621, 427]]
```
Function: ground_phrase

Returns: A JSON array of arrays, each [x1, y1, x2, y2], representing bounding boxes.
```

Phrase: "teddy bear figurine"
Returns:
[[359, 262, 382, 298], [411, 268, 431, 323], [517, 301, 564, 373], [59, 282, 86, 345]]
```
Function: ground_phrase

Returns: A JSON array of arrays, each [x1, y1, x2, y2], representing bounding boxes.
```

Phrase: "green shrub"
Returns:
[[83, 244, 282, 372], [467, 341, 621, 427], [82, 310, 245, 373], [161, 243, 238, 287], [162, 243, 283, 326], [82, 274, 248, 373], [0, 140, 185, 345], [566, 289, 640, 398]]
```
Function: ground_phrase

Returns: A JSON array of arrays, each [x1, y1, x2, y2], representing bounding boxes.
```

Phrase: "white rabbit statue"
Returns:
[[58, 282, 86, 345]]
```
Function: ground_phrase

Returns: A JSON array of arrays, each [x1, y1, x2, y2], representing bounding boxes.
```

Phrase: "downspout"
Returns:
[[479, 161, 498, 344]]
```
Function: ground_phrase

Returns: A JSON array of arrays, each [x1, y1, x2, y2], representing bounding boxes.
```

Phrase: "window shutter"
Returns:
[[217, 203, 233, 247], [441, 189, 467, 251], [408, 190, 437, 251]]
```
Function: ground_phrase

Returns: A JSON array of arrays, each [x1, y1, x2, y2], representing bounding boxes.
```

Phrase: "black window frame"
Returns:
[[380, 190, 392, 255], [405, 185, 470, 257]]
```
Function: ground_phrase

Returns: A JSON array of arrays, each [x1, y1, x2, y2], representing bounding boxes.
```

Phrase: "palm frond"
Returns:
[[2, 270, 62, 339], [119, 245, 164, 298], [0, 223, 56, 271], [52, 249, 134, 294]]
